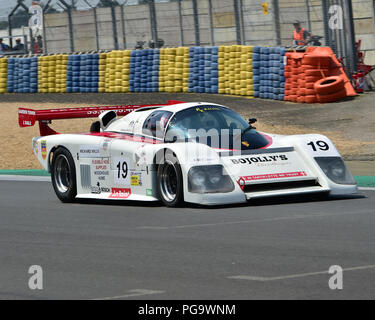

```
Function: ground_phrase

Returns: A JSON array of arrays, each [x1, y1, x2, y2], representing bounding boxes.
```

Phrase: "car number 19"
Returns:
[[113, 157, 130, 185]]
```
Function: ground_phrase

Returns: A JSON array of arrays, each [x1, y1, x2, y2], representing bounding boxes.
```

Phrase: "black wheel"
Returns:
[[157, 151, 184, 207], [51, 147, 77, 203]]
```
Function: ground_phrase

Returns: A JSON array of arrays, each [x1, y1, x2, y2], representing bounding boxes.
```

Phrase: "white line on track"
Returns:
[[359, 187, 375, 191], [228, 264, 375, 282], [0, 175, 51, 182], [138, 209, 375, 230], [92, 289, 165, 300]]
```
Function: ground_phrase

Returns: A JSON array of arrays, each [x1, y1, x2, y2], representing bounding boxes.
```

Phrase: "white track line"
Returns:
[[92, 289, 165, 300], [228, 264, 375, 282], [359, 187, 375, 191], [0, 175, 50, 182]]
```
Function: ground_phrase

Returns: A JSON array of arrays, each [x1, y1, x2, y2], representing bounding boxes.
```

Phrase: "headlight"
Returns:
[[190, 168, 207, 187], [315, 157, 356, 185], [188, 165, 235, 194]]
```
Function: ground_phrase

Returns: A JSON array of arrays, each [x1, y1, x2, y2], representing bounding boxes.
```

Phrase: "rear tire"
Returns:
[[156, 151, 184, 207], [51, 147, 77, 203]]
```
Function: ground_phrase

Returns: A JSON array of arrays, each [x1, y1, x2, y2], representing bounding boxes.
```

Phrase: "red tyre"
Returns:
[[291, 60, 299, 67], [317, 88, 347, 103], [291, 75, 299, 82], [292, 68, 300, 75], [304, 69, 329, 77], [305, 95, 318, 103], [297, 79, 306, 87], [301, 64, 316, 71], [314, 76, 345, 95], [284, 72, 292, 78], [305, 76, 323, 83], [297, 89, 306, 96], [285, 83, 292, 90], [305, 82, 315, 89], [289, 95, 298, 102], [304, 88, 316, 95], [302, 55, 331, 67], [290, 88, 298, 95]]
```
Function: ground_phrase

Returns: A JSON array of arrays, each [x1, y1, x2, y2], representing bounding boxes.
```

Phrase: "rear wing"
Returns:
[[19, 100, 185, 136]]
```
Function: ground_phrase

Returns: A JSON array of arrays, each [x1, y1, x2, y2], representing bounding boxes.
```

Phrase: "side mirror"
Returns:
[[249, 118, 257, 124], [164, 136, 178, 143]]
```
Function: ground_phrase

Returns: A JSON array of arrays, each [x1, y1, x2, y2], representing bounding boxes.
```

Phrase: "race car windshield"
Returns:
[[165, 106, 269, 150]]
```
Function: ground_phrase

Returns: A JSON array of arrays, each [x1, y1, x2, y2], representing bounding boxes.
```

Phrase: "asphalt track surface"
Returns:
[[1, 179, 375, 300]]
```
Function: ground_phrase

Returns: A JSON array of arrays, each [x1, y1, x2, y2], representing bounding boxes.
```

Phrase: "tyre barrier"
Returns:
[[160, 47, 189, 93], [284, 47, 357, 103], [257, 46, 285, 101], [189, 46, 219, 94], [218, 45, 253, 96], [130, 49, 160, 93], [7, 57, 38, 93], [98, 52, 106, 93], [0, 46, 356, 103], [39, 55, 68, 93], [0, 57, 7, 94], [66, 54, 98, 93], [104, 50, 131, 93]]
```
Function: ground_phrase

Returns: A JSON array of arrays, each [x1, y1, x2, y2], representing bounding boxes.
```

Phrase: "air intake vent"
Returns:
[[80, 165, 91, 189], [244, 179, 320, 193]]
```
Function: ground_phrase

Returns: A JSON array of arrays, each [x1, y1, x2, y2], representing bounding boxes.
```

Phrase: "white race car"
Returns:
[[19, 101, 357, 207]]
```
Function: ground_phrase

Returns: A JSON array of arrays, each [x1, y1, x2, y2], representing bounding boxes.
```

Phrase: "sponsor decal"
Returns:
[[19, 109, 36, 115], [130, 171, 142, 186], [91, 182, 110, 194], [91, 186, 101, 194], [102, 138, 112, 152], [231, 155, 288, 165], [128, 120, 135, 130], [92, 159, 110, 181], [195, 106, 220, 113], [91, 182, 101, 194], [237, 177, 246, 191], [146, 189, 153, 197], [79, 145, 100, 158], [131, 175, 139, 186], [34, 141, 39, 155], [241, 171, 307, 181], [109, 188, 131, 199], [41, 140, 47, 160], [95, 172, 109, 181]]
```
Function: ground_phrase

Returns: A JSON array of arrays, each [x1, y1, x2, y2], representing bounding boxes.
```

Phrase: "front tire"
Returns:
[[157, 151, 184, 207], [51, 147, 77, 203]]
